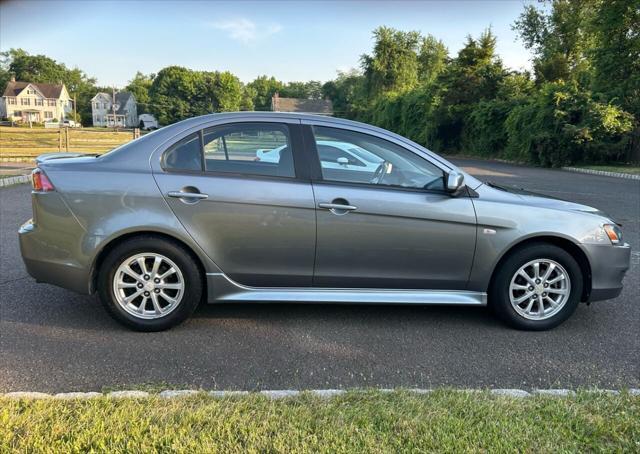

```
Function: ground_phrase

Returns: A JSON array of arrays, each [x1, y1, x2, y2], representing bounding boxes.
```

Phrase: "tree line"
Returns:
[[1, 0, 637, 165]]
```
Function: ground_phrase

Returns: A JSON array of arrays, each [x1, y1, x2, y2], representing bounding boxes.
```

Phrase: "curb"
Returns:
[[562, 167, 640, 180], [2, 388, 639, 400], [0, 174, 30, 187]]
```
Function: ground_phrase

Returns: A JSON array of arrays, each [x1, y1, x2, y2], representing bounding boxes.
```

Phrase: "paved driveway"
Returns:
[[1, 158, 638, 392]]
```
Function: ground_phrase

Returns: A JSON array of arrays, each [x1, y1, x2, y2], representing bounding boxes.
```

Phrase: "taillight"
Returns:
[[31, 168, 55, 192]]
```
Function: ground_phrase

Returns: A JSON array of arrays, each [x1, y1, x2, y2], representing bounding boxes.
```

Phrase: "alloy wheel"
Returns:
[[509, 258, 571, 321], [113, 252, 185, 319]]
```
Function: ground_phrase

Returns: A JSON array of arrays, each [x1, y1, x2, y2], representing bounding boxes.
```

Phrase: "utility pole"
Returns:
[[112, 87, 117, 130]]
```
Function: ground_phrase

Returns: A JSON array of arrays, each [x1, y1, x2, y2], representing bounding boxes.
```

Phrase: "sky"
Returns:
[[1, 0, 536, 87]]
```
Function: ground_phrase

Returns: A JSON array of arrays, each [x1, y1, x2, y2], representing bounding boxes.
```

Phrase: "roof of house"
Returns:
[[92, 91, 136, 114], [272, 96, 333, 115], [3, 81, 65, 98]]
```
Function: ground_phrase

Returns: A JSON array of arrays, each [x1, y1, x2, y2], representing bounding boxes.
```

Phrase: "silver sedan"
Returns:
[[19, 113, 631, 331]]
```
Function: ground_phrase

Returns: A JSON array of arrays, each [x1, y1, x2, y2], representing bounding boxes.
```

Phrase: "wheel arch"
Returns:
[[488, 235, 592, 302], [89, 230, 208, 296]]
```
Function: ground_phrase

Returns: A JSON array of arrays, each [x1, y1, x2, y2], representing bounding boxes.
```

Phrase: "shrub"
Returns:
[[505, 82, 634, 166]]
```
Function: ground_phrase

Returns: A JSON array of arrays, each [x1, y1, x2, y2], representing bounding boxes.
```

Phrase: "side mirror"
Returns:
[[446, 171, 465, 193], [337, 157, 349, 166]]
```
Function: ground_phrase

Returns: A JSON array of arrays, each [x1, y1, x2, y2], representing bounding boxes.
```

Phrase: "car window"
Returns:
[[163, 133, 203, 172], [312, 126, 444, 190], [203, 123, 294, 178]]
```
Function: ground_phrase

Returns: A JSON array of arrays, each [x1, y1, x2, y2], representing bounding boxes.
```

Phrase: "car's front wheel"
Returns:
[[490, 243, 583, 330], [97, 236, 203, 331]]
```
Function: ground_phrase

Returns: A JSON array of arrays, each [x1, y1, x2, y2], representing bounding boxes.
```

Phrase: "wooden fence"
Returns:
[[0, 127, 141, 160]]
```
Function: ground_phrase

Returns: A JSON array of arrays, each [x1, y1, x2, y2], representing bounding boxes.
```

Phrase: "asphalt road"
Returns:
[[1, 159, 638, 392]]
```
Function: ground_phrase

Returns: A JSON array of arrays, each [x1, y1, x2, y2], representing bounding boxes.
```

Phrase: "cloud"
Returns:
[[210, 18, 282, 44]]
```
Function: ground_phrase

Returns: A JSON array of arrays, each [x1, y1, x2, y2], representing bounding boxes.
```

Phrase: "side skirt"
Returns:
[[206, 273, 487, 306]]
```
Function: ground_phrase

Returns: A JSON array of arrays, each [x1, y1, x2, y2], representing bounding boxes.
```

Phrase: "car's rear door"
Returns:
[[304, 123, 477, 290], [153, 119, 316, 287]]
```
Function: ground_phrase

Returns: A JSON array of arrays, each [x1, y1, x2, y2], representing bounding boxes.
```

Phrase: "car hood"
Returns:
[[479, 182, 608, 218]]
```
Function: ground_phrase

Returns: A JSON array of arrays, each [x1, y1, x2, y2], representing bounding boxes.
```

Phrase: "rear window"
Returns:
[[163, 133, 202, 171]]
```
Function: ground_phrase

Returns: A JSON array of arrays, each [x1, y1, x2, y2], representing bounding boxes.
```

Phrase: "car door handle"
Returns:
[[318, 202, 357, 211], [167, 191, 208, 200]]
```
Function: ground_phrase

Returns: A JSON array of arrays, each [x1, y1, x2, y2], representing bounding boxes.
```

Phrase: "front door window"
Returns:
[[312, 126, 445, 191]]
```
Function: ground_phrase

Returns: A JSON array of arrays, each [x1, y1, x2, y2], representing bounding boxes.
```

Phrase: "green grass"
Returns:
[[1, 390, 638, 452], [576, 164, 640, 175]]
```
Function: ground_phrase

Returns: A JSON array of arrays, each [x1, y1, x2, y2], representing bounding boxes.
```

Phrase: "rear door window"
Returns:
[[203, 123, 294, 178]]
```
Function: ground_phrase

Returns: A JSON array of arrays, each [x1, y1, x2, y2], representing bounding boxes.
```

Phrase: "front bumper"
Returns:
[[582, 243, 631, 302]]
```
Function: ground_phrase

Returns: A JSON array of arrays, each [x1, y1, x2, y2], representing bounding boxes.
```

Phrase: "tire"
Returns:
[[489, 243, 583, 330], [97, 236, 203, 331]]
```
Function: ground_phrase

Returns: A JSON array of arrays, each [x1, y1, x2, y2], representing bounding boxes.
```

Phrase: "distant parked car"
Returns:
[[139, 114, 159, 130], [62, 119, 80, 128], [257, 140, 383, 175], [19, 113, 630, 332]]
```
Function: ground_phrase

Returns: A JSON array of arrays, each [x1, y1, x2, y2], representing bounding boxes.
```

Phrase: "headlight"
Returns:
[[603, 224, 623, 245]]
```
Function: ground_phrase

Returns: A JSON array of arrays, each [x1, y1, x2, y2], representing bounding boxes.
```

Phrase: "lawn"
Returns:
[[1, 390, 638, 452], [0, 126, 138, 159]]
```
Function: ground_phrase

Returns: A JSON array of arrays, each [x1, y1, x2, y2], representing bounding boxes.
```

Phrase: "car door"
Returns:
[[153, 120, 316, 287], [306, 124, 477, 290]]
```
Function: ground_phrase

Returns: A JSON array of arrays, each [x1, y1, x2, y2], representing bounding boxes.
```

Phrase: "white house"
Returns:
[[91, 91, 137, 127], [1, 78, 73, 123]]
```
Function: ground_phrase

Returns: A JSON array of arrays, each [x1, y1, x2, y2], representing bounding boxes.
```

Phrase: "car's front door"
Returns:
[[153, 120, 316, 287], [307, 124, 477, 290]]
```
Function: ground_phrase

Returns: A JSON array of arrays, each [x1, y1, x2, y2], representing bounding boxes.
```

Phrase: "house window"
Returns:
[[44, 111, 53, 119], [47, 99, 56, 106], [35, 99, 43, 106], [8, 97, 16, 105], [13, 111, 21, 117], [21, 98, 30, 106]]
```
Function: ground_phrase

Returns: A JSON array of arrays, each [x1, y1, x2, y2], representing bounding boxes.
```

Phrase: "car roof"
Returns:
[[163, 112, 387, 135]]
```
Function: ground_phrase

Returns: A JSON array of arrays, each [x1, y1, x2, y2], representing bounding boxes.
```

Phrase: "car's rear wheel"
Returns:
[[98, 236, 202, 331], [490, 243, 583, 330]]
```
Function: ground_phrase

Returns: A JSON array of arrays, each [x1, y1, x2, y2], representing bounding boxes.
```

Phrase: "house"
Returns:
[[91, 91, 138, 127], [1, 77, 73, 123], [271, 92, 333, 115]]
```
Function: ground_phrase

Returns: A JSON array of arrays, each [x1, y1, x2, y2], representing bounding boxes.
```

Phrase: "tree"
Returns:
[[207, 71, 243, 112], [513, 0, 638, 162], [125, 72, 154, 115], [149, 66, 201, 124], [417, 35, 448, 85], [513, 1, 596, 84], [322, 69, 367, 119], [280, 81, 323, 99], [240, 85, 256, 111], [246, 75, 283, 110], [428, 29, 506, 151], [149, 66, 244, 124], [361, 26, 421, 97]]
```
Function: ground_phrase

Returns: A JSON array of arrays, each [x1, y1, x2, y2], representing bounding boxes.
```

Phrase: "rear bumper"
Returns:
[[583, 243, 631, 302], [19, 218, 92, 295]]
